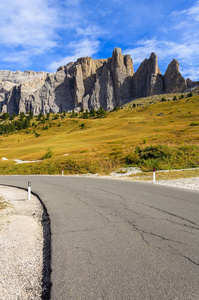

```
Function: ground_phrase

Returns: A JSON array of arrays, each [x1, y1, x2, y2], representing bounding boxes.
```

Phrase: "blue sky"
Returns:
[[0, 0, 199, 80]]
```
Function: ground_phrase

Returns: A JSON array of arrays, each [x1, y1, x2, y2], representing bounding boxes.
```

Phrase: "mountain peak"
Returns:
[[0, 48, 197, 115]]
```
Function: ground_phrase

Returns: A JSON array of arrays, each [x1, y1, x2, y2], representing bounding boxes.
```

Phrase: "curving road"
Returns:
[[0, 175, 199, 299]]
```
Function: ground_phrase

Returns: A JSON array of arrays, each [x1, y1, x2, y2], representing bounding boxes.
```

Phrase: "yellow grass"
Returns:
[[0, 93, 198, 176], [129, 168, 199, 181]]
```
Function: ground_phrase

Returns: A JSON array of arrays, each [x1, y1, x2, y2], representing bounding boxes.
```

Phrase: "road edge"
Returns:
[[0, 183, 52, 300]]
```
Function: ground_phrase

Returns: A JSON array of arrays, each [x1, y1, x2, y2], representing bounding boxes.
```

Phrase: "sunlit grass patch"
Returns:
[[0, 93, 198, 175], [129, 168, 199, 181]]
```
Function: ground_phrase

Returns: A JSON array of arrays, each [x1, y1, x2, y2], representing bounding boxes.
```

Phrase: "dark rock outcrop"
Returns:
[[0, 49, 197, 115], [186, 78, 199, 90], [164, 59, 187, 93], [132, 52, 163, 97]]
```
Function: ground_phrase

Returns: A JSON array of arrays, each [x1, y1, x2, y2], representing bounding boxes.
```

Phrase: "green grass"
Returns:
[[0, 93, 198, 176], [125, 144, 199, 171]]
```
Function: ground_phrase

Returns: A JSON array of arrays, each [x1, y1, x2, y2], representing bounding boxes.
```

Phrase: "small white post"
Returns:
[[62, 169, 64, 176], [153, 167, 156, 183], [28, 182, 31, 200]]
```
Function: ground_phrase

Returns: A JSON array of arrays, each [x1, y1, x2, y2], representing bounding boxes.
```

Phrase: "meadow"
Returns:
[[0, 92, 198, 180]]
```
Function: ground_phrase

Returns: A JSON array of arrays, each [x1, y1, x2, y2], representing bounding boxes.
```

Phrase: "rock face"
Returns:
[[164, 59, 187, 93], [0, 71, 50, 114], [0, 49, 197, 115], [132, 53, 163, 97]]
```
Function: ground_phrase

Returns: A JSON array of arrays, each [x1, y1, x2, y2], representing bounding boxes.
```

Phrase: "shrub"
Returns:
[[70, 110, 76, 118], [37, 113, 43, 121], [173, 96, 177, 101], [190, 122, 199, 126], [41, 116, 46, 124], [79, 123, 85, 129], [143, 138, 147, 144], [187, 92, 193, 98], [138, 145, 171, 160], [82, 110, 89, 119], [53, 114, 59, 120], [131, 145, 199, 171], [90, 108, 96, 117], [46, 113, 50, 121], [10, 113, 16, 120], [42, 148, 54, 159], [1, 112, 10, 120], [96, 107, 107, 118], [29, 111, 33, 119], [35, 132, 40, 137], [125, 153, 140, 165], [161, 97, 167, 102], [22, 118, 30, 129], [112, 106, 120, 112], [19, 112, 25, 121]]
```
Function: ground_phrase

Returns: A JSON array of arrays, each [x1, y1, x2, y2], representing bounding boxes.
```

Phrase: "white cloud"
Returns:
[[76, 25, 107, 38], [172, 0, 199, 21], [0, 0, 103, 69], [3, 47, 46, 66], [171, 0, 199, 32], [180, 65, 199, 81], [124, 1, 199, 80], [124, 38, 199, 79], [0, 0, 58, 49], [49, 39, 100, 71], [124, 39, 158, 64]]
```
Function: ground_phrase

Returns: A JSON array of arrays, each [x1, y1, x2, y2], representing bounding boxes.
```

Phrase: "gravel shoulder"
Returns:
[[0, 185, 43, 300], [0, 176, 198, 300], [156, 177, 199, 191]]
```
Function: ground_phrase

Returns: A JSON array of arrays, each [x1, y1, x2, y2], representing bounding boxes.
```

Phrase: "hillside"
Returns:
[[0, 92, 198, 178]]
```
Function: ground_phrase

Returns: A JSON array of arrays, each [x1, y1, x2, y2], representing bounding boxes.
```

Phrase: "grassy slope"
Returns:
[[0, 93, 198, 176]]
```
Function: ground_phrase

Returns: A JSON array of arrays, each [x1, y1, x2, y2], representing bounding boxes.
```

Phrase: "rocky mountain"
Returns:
[[0, 48, 198, 115]]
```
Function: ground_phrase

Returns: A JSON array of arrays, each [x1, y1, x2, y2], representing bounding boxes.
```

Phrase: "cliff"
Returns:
[[0, 48, 197, 115]]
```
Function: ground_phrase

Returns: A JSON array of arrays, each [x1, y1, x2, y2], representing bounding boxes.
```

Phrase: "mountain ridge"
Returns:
[[0, 48, 198, 115]]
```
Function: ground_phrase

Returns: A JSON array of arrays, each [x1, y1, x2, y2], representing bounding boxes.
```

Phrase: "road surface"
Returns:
[[0, 175, 199, 299]]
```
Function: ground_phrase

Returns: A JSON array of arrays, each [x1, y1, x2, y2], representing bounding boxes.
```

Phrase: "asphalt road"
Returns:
[[0, 175, 199, 300]]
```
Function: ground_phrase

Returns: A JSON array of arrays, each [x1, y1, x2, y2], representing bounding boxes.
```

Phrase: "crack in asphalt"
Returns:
[[72, 189, 199, 268], [91, 188, 150, 220], [164, 218, 199, 231], [126, 219, 181, 247], [58, 223, 126, 234], [74, 190, 183, 248], [143, 204, 199, 227], [74, 193, 115, 224], [168, 245, 199, 267], [94, 187, 128, 203]]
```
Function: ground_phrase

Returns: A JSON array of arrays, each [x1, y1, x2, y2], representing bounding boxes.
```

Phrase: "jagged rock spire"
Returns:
[[164, 59, 187, 93], [0, 49, 195, 115], [132, 52, 163, 97]]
